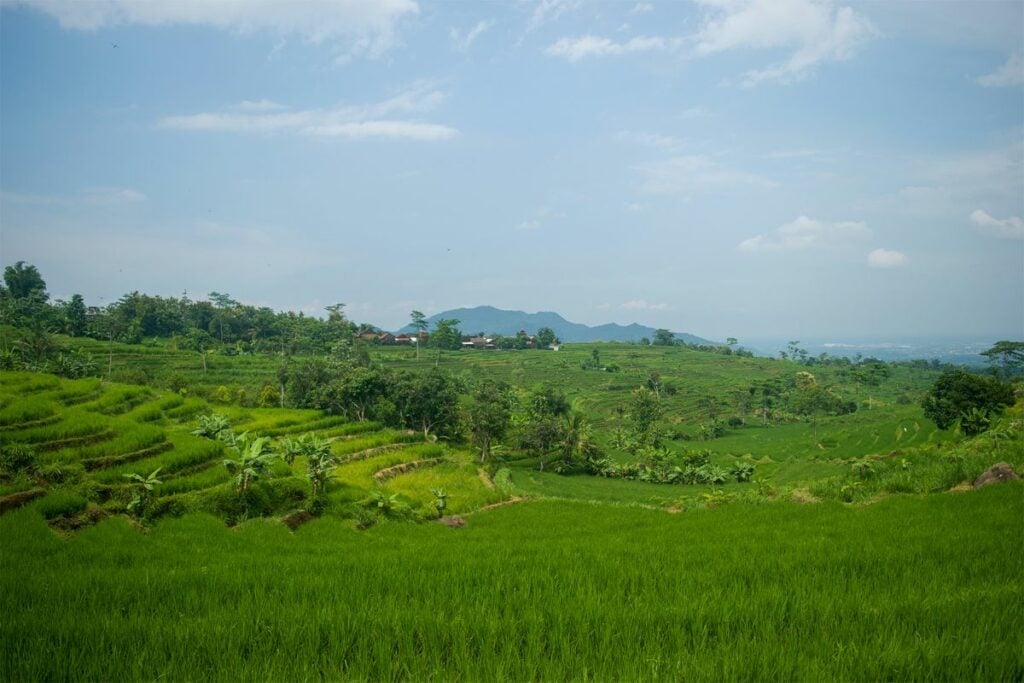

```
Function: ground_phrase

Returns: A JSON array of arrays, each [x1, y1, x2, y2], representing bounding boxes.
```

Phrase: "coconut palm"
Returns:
[[560, 411, 595, 466]]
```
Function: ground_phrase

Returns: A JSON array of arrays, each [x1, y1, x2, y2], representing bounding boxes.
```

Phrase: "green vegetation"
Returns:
[[1, 265, 1022, 679], [2, 487, 1021, 680]]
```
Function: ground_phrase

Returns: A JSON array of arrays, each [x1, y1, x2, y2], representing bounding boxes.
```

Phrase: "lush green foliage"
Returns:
[[1, 316, 1021, 680], [922, 368, 1015, 432]]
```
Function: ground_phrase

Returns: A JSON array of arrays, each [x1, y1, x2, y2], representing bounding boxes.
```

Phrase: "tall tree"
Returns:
[[467, 381, 512, 463], [393, 369, 462, 440], [653, 329, 675, 346], [410, 310, 428, 360], [628, 387, 663, 447], [430, 318, 462, 365], [921, 369, 1014, 432], [61, 294, 88, 337], [208, 291, 238, 343], [3, 261, 47, 301], [536, 326, 557, 348], [980, 340, 1024, 379]]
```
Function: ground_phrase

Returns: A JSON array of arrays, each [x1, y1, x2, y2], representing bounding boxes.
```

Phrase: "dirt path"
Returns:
[[477, 467, 495, 489], [469, 496, 528, 515], [373, 457, 444, 482]]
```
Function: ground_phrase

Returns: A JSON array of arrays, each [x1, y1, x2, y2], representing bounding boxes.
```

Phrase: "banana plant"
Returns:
[[223, 434, 275, 492], [430, 487, 448, 517], [279, 436, 305, 466], [123, 467, 162, 516], [192, 413, 230, 439], [303, 434, 336, 499]]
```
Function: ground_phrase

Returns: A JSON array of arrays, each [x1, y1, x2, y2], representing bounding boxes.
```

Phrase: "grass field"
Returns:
[[1, 485, 1021, 681]]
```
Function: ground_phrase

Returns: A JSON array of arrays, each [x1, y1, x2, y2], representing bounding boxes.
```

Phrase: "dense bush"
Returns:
[[922, 369, 1014, 433]]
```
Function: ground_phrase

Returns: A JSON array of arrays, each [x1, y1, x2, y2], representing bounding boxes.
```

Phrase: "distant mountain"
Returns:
[[396, 306, 714, 344]]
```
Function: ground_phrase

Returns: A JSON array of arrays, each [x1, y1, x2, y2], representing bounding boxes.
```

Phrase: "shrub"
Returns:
[[0, 443, 38, 474], [730, 461, 756, 483], [851, 458, 876, 479]]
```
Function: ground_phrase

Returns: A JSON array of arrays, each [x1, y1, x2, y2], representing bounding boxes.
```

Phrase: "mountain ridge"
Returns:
[[395, 305, 715, 344]]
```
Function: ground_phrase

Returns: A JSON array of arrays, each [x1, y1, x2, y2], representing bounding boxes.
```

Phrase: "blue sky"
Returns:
[[1, 0, 1021, 341]]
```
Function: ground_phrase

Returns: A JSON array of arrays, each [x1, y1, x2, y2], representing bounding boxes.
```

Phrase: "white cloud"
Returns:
[[625, 202, 644, 212], [546, 35, 672, 61], [450, 19, 493, 52], [527, 0, 581, 32], [515, 206, 565, 231], [233, 99, 287, 112], [621, 299, 668, 311], [867, 248, 907, 268], [158, 83, 457, 141], [8, 0, 419, 61], [1, 187, 146, 207], [616, 130, 684, 150], [629, 3, 655, 15], [970, 209, 1024, 240], [739, 215, 869, 251], [763, 147, 821, 159], [306, 121, 457, 141], [978, 53, 1024, 87], [694, 0, 876, 85], [82, 187, 147, 204], [637, 155, 777, 195]]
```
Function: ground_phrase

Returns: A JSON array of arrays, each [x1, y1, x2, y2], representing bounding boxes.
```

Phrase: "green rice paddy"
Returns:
[[1, 341, 1021, 680]]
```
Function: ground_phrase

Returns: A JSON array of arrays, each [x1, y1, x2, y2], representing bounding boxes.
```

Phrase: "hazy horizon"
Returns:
[[1, 0, 1021, 340]]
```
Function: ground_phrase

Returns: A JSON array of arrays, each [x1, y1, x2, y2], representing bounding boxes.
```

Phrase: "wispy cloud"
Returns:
[[621, 299, 669, 311], [304, 121, 457, 141], [527, 0, 581, 32], [1, 187, 146, 207], [739, 215, 869, 252], [450, 19, 493, 52], [637, 156, 777, 195], [233, 99, 287, 112], [8, 0, 420, 62], [867, 248, 907, 268], [977, 53, 1024, 87], [82, 187, 147, 204], [514, 206, 565, 231], [763, 147, 821, 159], [693, 0, 876, 85], [158, 83, 458, 141], [629, 3, 654, 15], [546, 34, 674, 61], [970, 209, 1024, 240], [616, 130, 685, 151]]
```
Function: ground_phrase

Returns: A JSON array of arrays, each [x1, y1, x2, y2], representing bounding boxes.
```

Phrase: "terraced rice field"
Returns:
[[0, 372, 505, 526]]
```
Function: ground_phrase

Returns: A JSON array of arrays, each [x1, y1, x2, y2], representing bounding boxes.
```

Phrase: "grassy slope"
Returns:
[[1, 485, 1021, 681]]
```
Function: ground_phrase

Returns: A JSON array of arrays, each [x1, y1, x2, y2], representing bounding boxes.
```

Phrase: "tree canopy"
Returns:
[[921, 369, 1015, 432]]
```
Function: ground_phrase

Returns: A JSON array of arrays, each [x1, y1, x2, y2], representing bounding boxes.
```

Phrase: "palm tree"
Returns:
[[560, 411, 594, 466]]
